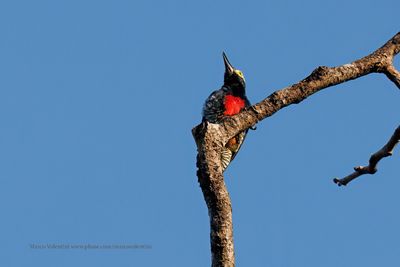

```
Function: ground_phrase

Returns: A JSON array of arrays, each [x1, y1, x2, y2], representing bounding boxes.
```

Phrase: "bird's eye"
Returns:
[[235, 70, 244, 79]]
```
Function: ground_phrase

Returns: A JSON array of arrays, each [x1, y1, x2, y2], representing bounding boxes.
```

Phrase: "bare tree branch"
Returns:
[[333, 126, 400, 186], [192, 32, 400, 267], [193, 123, 235, 267], [384, 64, 400, 88], [218, 32, 400, 142]]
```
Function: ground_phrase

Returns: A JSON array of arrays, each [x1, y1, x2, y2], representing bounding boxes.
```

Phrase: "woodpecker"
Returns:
[[202, 52, 251, 171]]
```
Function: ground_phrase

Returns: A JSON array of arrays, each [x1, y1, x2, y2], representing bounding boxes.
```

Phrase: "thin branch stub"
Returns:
[[333, 126, 400, 186]]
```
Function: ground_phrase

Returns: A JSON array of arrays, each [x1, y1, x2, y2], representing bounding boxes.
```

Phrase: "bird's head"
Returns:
[[223, 52, 246, 95]]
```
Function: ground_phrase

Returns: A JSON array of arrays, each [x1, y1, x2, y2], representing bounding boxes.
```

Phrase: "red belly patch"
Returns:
[[224, 95, 245, 116]]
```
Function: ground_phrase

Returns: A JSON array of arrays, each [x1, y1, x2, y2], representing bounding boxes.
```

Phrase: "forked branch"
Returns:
[[193, 32, 400, 267]]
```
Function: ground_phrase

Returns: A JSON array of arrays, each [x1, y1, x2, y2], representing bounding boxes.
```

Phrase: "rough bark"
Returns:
[[192, 32, 400, 267]]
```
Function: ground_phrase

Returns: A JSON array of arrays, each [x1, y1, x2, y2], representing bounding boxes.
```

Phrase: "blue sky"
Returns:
[[0, 0, 399, 266]]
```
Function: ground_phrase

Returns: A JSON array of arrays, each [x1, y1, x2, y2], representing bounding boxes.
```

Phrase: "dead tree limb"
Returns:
[[333, 126, 400, 186], [192, 32, 400, 267]]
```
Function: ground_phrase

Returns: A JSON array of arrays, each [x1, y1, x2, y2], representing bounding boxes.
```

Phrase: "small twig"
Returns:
[[334, 126, 400, 186]]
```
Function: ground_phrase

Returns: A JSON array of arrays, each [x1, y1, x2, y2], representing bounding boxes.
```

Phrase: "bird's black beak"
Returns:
[[223, 52, 234, 76]]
